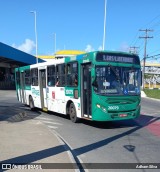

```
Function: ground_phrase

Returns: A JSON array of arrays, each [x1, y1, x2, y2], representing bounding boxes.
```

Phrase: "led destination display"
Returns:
[[96, 52, 140, 64]]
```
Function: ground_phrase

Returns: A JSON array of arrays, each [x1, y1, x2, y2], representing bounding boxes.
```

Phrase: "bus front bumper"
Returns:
[[92, 105, 141, 122]]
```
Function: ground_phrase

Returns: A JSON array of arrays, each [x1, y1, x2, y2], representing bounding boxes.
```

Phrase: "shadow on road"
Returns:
[[75, 112, 160, 130], [0, 104, 41, 123], [0, 145, 66, 164], [79, 118, 139, 129], [73, 114, 160, 156]]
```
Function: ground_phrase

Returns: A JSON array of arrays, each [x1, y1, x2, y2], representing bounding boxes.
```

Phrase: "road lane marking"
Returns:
[[48, 125, 58, 129], [36, 117, 53, 120], [42, 121, 62, 125]]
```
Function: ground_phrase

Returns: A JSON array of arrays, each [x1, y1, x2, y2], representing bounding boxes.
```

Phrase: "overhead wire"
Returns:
[[129, 13, 160, 58]]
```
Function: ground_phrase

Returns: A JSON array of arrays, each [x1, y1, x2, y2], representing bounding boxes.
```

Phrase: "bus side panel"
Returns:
[[17, 89, 21, 103], [47, 87, 60, 113], [25, 90, 32, 105], [65, 97, 81, 118], [47, 87, 81, 117], [31, 86, 42, 108], [47, 87, 66, 114], [64, 87, 81, 118]]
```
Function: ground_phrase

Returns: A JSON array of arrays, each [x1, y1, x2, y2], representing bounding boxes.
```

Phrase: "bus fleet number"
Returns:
[[108, 106, 119, 110]]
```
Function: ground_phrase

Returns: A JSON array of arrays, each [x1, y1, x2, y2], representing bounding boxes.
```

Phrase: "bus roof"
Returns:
[[15, 50, 140, 70]]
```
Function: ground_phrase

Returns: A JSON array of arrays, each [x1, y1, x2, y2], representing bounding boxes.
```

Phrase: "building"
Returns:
[[142, 62, 160, 89], [38, 50, 86, 61]]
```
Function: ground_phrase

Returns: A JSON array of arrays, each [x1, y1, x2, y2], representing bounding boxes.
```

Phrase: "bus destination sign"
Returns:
[[103, 55, 133, 63], [96, 53, 135, 64]]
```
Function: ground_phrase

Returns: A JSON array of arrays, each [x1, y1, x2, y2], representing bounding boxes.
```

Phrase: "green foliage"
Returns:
[[144, 89, 160, 99]]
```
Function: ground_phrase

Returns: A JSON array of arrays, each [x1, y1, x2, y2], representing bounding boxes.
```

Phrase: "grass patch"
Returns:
[[144, 89, 160, 99]]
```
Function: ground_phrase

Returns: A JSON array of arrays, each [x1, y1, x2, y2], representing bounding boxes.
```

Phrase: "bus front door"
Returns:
[[39, 69, 48, 111], [81, 63, 92, 118], [20, 72, 25, 104]]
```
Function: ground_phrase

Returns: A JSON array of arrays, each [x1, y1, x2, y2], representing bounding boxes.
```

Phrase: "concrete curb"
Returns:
[[142, 96, 160, 102], [141, 91, 147, 97]]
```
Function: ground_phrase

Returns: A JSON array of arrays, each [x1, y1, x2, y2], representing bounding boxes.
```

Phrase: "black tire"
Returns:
[[69, 103, 79, 123], [29, 96, 35, 110]]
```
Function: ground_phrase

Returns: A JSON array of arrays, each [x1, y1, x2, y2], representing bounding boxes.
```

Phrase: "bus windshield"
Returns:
[[93, 65, 141, 96]]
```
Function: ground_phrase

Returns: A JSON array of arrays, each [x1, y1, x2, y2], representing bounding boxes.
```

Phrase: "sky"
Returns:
[[0, 0, 160, 62]]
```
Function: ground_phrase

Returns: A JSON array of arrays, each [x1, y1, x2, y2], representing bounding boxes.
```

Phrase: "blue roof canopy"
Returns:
[[0, 42, 44, 65]]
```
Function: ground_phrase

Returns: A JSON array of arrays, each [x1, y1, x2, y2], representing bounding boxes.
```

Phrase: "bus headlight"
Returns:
[[96, 104, 101, 108], [96, 104, 107, 113]]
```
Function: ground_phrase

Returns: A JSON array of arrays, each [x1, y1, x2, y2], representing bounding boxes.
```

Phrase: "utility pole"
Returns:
[[139, 29, 153, 89], [129, 46, 139, 54]]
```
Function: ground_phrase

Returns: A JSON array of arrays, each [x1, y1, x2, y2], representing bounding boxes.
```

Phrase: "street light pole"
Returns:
[[54, 33, 56, 54], [102, 0, 107, 50], [30, 11, 38, 63]]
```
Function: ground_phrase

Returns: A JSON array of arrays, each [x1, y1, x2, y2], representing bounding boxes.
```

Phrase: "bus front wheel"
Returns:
[[29, 96, 35, 111], [69, 103, 79, 123]]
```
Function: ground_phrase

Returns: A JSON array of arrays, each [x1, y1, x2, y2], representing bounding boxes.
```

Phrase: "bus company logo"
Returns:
[[32, 88, 40, 96], [65, 89, 73, 95]]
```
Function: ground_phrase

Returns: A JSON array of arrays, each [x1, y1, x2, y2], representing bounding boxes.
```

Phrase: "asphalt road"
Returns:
[[0, 91, 160, 172], [141, 97, 160, 115]]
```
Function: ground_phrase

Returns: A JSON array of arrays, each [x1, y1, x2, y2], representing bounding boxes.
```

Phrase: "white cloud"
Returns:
[[119, 42, 129, 52], [85, 44, 95, 52], [98, 45, 103, 51], [12, 39, 35, 54]]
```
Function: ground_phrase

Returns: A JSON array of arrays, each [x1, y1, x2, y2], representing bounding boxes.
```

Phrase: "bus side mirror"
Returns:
[[92, 78, 98, 88]]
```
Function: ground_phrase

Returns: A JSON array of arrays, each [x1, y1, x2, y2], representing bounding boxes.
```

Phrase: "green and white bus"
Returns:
[[15, 51, 141, 123]]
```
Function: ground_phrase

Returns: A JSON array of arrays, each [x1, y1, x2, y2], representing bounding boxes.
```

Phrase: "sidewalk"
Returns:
[[0, 114, 76, 171]]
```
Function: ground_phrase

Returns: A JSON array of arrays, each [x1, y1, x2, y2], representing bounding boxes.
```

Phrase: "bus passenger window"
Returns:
[[66, 62, 78, 87], [31, 68, 38, 86], [47, 65, 55, 86], [74, 73, 78, 86], [74, 78, 78, 86], [25, 70, 31, 86], [57, 64, 65, 87], [55, 80, 59, 86]]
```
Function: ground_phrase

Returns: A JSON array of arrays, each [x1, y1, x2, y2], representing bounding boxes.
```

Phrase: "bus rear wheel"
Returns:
[[69, 103, 79, 123], [29, 96, 35, 111]]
